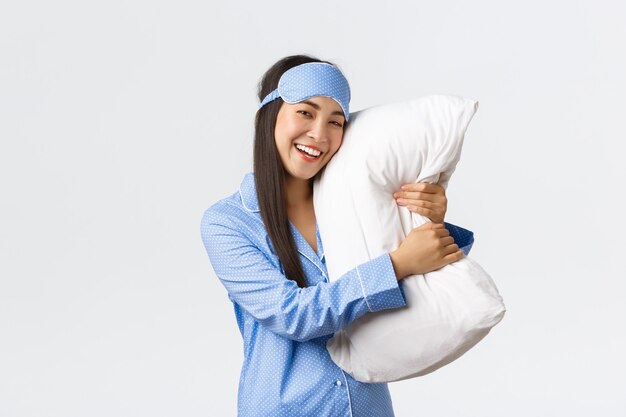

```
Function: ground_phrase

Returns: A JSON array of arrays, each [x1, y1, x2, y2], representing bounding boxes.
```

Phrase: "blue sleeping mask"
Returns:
[[258, 62, 351, 121]]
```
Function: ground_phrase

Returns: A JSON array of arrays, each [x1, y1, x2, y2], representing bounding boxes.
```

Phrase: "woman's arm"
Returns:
[[200, 208, 406, 343]]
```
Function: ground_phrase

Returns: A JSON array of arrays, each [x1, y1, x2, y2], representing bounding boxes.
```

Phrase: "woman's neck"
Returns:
[[284, 175, 313, 209]]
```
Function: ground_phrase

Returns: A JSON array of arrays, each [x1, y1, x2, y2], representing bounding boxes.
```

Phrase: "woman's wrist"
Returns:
[[389, 250, 408, 281]]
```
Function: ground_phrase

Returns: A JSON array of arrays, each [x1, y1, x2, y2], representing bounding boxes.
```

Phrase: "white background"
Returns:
[[1, 1, 625, 416]]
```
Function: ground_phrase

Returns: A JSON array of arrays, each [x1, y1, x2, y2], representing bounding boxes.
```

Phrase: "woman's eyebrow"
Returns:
[[301, 100, 345, 118]]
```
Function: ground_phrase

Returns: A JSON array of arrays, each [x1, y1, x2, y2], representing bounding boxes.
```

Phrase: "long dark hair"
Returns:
[[253, 55, 343, 288]]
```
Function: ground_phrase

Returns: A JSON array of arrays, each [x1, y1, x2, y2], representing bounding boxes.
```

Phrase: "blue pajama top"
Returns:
[[200, 172, 475, 417]]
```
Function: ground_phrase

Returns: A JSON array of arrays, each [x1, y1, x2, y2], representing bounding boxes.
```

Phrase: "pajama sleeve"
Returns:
[[444, 221, 475, 256], [201, 208, 406, 343]]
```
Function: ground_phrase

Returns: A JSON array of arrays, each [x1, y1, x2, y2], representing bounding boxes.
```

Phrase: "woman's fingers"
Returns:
[[397, 198, 434, 208], [394, 183, 444, 202], [394, 182, 447, 224], [444, 250, 465, 263], [408, 206, 435, 218], [395, 192, 437, 204], [443, 243, 460, 255], [434, 227, 450, 237], [440, 236, 455, 246], [399, 182, 443, 194]]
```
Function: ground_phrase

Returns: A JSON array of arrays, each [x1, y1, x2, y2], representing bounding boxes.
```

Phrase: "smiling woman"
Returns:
[[200, 54, 474, 416]]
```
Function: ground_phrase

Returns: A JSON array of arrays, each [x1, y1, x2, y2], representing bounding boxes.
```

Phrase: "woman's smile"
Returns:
[[294, 143, 323, 162]]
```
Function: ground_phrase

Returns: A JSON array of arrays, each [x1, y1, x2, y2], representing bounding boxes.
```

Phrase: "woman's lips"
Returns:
[[294, 144, 322, 162]]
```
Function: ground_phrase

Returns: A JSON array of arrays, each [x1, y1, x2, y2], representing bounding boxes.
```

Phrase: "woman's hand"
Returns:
[[389, 222, 463, 280], [393, 175, 447, 224]]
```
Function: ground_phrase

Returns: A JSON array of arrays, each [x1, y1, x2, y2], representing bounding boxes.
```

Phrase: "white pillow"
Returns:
[[313, 95, 506, 383]]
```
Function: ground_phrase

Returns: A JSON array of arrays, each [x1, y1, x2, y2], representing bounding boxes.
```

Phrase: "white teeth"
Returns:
[[295, 144, 321, 157]]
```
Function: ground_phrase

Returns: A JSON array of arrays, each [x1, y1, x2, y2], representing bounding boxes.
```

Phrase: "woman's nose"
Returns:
[[308, 121, 328, 143]]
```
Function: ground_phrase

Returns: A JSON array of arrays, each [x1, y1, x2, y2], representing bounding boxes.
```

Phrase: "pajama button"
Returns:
[[336, 380, 342, 386]]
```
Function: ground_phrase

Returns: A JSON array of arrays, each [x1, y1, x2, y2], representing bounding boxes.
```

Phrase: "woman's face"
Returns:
[[274, 96, 346, 181]]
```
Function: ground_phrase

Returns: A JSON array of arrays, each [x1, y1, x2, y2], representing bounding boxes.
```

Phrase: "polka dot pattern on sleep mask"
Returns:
[[259, 62, 351, 121]]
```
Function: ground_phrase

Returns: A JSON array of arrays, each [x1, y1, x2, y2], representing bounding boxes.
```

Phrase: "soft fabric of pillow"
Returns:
[[313, 95, 506, 383]]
